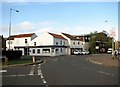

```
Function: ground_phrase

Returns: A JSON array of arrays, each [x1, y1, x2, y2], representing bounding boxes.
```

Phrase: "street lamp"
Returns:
[[8, 8, 19, 50], [105, 20, 116, 53]]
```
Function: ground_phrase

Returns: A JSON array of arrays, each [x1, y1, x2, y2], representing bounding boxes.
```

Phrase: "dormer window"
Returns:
[[25, 39, 27, 43]]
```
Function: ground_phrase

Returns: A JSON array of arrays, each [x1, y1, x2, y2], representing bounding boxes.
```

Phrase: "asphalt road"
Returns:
[[1, 55, 118, 86]]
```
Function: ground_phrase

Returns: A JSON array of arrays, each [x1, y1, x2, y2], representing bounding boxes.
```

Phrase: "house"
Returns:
[[6, 33, 37, 55], [74, 34, 90, 51], [61, 33, 82, 55], [29, 32, 68, 56], [6, 35, 17, 50]]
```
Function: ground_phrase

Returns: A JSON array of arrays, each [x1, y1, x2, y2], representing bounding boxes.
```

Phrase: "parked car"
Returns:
[[107, 48, 112, 54], [73, 51, 80, 55], [82, 50, 90, 55], [73, 51, 82, 55]]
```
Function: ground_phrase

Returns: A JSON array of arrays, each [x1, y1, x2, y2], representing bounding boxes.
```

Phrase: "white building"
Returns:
[[6, 33, 37, 55], [29, 32, 68, 56], [6, 35, 17, 50], [74, 34, 90, 51], [61, 33, 82, 55]]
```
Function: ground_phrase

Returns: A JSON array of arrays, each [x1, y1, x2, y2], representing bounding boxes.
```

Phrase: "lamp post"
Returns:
[[8, 8, 19, 50], [105, 20, 116, 53]]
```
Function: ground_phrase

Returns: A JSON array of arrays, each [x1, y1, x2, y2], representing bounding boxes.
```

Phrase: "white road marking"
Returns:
[[43, 79, 47, 83], [98, 71, 114, 76], [29, 65, 35, 76], [38, 64, 48, 85], [17, 74, 26, 77], [0, 70, 7, 73]]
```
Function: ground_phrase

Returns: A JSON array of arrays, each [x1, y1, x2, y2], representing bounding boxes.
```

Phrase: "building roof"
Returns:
[[48, 32, 66, 40], [61, 33, 80, 40], [7, 33, 35, 40], [15, 33, 35, 38], [7, 35, 17, 40]]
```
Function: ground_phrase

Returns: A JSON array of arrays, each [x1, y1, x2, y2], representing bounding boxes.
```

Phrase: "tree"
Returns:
[[89, 30, 112, 54]]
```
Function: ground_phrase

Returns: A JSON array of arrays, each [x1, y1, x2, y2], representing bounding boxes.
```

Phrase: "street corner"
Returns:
[[88, 57, 103, 65], [88, 54, 119, 67]]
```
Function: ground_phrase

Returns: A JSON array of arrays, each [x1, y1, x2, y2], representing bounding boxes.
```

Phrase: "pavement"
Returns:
[[88, 54, 119, 67]]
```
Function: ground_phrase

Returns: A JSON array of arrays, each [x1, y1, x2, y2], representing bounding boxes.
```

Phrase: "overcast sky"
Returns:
[[1, 0, 119, 40]]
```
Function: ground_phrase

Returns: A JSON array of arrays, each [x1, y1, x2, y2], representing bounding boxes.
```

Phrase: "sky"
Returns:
[[1, 0, 119, 41]]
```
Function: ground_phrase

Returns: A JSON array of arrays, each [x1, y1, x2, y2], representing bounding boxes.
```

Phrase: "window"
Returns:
[[56, 49, 59, 53], [78, 42, 80, 45], [37, 49, 40, 53], [42, 49, 50, 53], [63, 41, 65, 45], [52, 48, 54, 52], [56, 42, 58, 45], [73, 42, 75, 45], [25, 39, 27, 43], [32, 49, 35, 53], [34, 42, 36, 46], [61, 48, 62, 52], [60, 41, 62, 45], [29, 50, 31, 52]]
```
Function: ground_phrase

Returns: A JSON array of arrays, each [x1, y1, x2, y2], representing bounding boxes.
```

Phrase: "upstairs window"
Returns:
[[34, 42, 36, 46], [56, 42, 58, 45], [63, 41, 65, 45], [25, 39, 27, 43], [60, 41, 62, 45], [78, 42, 80, 45]]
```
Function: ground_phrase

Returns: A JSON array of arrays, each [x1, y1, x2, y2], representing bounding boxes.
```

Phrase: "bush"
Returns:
[[2, 50, 22, 60]]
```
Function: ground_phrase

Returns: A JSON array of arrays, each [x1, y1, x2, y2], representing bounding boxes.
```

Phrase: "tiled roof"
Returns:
[[7, 33, 35, 40], [15, 33, 35, 38], [7, 35, 17, 40], [48, 32, 66, 40], [61, 33, 79, 40]]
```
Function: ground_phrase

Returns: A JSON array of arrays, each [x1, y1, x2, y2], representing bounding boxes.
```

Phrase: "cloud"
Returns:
[[1, 21, 58, 36]]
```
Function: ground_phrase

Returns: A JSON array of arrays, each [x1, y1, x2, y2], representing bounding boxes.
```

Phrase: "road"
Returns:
[[2, 55, 118, 86]]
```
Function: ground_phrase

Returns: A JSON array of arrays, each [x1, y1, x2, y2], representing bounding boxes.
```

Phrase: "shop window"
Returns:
[[37, 49, 40, 53], [61, 48, 62, 52], [42, 49, 50, 53], [52, 48, 54, 52], [32, 49, 35, 54], [56, 49, 59, 53]]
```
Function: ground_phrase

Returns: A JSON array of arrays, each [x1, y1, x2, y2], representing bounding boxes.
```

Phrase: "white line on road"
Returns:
[[98, 71, 114, 76], [0, 70, 7, 73], [38, 64, 48, 86], [29, 65, 35, 76]]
